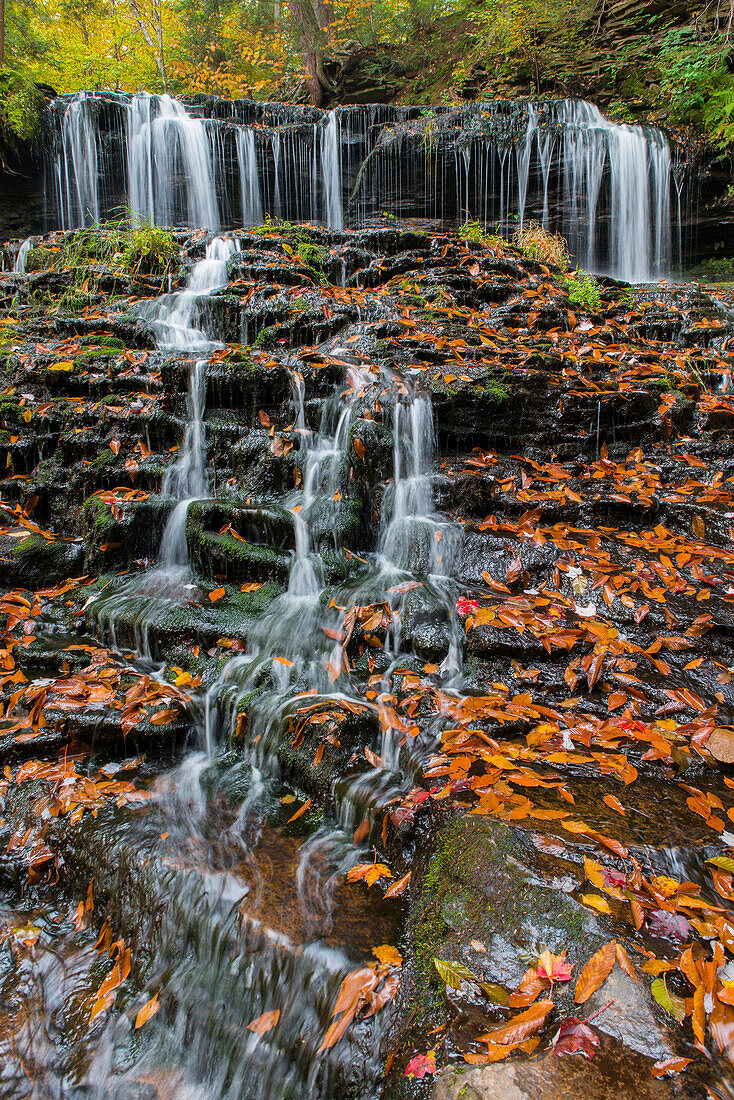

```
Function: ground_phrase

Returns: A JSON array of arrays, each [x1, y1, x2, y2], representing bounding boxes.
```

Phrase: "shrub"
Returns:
[[0, 69, 45, 149], [565, 271, 602, 311], [512, 222, 569, 269]]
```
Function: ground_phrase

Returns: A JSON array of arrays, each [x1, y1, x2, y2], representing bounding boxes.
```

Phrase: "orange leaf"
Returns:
[[109, 440, 120, 455], [287, 798, 312, 823], [247, 1008, 281, 1034], [150, 708, 179, 726], [384, 871, 411, 898], [615, 943, 637, 982], [240, 582, 263, 592], [478, 1000, 554, 1045], [575, 941, 617, 1004], [134, 991, 161, 1029], [372, 945, 402, 967], [208, 587, 226, 602], [353, 438, 366, 461], [603, 794, 626, 816]]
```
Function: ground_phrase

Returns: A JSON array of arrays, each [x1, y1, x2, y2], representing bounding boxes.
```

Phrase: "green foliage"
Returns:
[[0, 69, 46, 148], [565, 270, 602, 311], [119, 222, 178, 275], [459, 220, 487, 244], [656, 28, 734, 147]]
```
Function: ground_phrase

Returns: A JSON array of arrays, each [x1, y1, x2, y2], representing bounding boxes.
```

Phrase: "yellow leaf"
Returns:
[[580, 893, 612, 914], [134, 991, 161, 1029]]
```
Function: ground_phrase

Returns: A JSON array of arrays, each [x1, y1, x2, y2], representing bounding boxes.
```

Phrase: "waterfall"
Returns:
[[135, 234, 238, 350], [127, 94, 220, 229], [14, 238, 33, 274], [236, 127, 263, 226], [54, 92, 100, 228], [44, 92, 685, 280], [321, 111, 343, 231]]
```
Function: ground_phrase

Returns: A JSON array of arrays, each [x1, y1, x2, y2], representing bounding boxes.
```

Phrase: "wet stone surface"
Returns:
[[0, 222, 734, 1100]]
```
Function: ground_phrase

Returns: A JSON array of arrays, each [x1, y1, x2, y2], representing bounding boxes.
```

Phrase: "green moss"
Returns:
[[0, 70, 45, 147], [254, 325, 280, 349]]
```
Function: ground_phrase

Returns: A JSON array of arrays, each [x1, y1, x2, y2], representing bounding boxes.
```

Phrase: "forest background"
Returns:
[[0, 0, 733, 145]]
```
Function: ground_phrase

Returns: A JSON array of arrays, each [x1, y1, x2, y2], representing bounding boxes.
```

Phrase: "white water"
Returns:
[[236, 127, 264, 226], [14, 238, 33, 274], [321, 111, 343, 231], [136, 235, 238, 350], [127, 93, 219, 230], [46, 93, 679, 280]]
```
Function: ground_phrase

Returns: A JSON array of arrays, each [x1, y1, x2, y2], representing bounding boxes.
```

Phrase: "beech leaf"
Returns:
[[574, 941, 616, 1004]]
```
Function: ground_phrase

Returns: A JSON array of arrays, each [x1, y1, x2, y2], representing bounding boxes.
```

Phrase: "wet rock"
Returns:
[[431, 1034, 694, 1100]]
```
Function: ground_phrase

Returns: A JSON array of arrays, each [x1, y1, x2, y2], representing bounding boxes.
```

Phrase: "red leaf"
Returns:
[[553, 1016, 600, 1059], [405, 1050, 437, 1079]]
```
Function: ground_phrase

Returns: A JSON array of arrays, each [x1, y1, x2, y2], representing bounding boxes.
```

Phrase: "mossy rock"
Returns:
[[404, 814, 604, 1029], [1, 533, 84, 588]]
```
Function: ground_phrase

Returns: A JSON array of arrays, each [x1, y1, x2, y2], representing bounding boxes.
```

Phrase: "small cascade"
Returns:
[[91, 354, 210, 655], [91, 242, 234, 652], [136, 235, 238, 350], [13, 238, 33, 274], [236, 126, 264, 226], [44, 92, 691, 279]]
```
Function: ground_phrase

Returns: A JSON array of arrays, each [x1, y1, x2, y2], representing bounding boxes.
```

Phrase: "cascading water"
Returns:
[[136, 234, 238, 350], [91, 237, 236, 652], [45, 92, 688, 280], [13, 238, 33, 274]]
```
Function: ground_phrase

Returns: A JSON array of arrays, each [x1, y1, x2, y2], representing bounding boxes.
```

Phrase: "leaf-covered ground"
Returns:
[[1, 226, 734, 1098]]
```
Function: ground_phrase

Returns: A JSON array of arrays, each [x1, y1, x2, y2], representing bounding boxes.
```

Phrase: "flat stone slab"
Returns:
[[432, 1035, 696, 1100]]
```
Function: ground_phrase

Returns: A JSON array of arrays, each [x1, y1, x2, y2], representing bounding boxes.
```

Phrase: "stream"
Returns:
[[2, 93, 734, 1100]]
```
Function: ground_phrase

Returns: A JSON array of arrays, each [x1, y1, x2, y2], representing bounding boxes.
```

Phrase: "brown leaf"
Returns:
[[109, 440, 120, 455], [258, 410, 271, 427], [478, 1000, 554, 1045], [247, 1008, 281, 1034], [353, 438, 366, 462], [575, 941, 617, 1004]]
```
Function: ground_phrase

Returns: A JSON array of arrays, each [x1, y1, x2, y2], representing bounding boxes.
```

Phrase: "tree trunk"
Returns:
[[0, 0, 5, 69], [288, 0, 330, 106]]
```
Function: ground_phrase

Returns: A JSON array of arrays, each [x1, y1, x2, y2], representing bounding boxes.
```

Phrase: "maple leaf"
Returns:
[[405, 1050, 437, 1079], [537, 949, 573, 983], [347, 862, 393, 887], [553, 1016, 600, 1059], [456, 596, 479, 616]]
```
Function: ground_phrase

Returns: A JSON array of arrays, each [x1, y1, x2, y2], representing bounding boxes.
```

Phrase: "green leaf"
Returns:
[[651, 978, 685, 1023], [433, 959, 477, 990], [477, 981, 511, 1005], [706, 856, 734, 873]]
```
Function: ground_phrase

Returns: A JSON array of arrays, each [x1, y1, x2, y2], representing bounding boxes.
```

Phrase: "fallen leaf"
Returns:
[[247, 1009, 281, 1034], [405, 1050, 437, 1079], [575, 941, 616, 1004], [134, 991, 161, 1029], [553, 1016, 599, 1059], [478, 1000, 554, 1045]]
